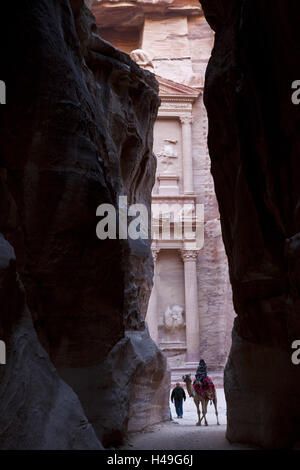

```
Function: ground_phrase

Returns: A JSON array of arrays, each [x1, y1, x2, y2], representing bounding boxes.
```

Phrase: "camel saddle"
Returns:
[[193, 376, 215, 400]]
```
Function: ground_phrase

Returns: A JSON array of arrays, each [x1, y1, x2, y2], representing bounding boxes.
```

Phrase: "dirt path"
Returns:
[[122, 389, 256, 450]]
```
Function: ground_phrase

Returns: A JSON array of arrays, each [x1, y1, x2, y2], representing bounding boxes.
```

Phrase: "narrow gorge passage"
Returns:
[[122, 389, 255, 450], [0, 0, 299, 452]]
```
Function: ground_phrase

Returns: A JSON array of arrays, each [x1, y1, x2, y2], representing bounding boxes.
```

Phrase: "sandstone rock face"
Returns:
[[0, 235, 102, 450], [202, 0, 300, 449], [0, 0, 169, 447], [60, 329, 170, 446]]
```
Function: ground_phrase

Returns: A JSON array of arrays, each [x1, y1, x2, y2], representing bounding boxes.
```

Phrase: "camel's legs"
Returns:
[[213, 398, 220, 425], [204, 401, 208, 426], [195, 399, 201, 426], [200, 400, 208, 426]]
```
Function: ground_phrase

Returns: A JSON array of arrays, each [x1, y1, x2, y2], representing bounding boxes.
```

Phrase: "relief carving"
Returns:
[[130, 49, 154, 72], [157, 139, 179, 174], [164, 305, 185, 332]]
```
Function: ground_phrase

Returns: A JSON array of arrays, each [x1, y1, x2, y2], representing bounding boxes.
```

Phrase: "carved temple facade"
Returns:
[[92, 0, 235, 382]]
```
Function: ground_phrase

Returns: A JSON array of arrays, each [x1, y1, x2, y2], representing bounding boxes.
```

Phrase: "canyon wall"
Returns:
[[0, 234, 102, 449], [0, 0, 169, 448], [202, 0, 300, 449]]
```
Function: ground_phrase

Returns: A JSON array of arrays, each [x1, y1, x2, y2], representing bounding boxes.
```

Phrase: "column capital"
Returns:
[[180, 249, 199, 262], [179, 115, 193, 125]]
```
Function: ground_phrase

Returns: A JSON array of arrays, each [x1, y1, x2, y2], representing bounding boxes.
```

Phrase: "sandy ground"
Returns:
[[122, 389, 256, 450]]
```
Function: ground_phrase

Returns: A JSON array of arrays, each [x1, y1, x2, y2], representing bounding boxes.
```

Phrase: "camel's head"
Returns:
[[182, 374, 192, 384]]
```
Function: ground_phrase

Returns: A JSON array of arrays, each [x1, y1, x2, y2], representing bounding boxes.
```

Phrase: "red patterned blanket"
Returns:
[[193, 376, 215, 399]]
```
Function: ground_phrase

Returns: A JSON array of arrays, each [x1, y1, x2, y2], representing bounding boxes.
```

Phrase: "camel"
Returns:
[[182, 374, 220, 426]]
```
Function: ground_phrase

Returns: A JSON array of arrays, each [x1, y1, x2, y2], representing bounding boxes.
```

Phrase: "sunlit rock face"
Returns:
[[0, 0, 169, 447], [202, 0, 300, 449], [92, 0, 236, 383]]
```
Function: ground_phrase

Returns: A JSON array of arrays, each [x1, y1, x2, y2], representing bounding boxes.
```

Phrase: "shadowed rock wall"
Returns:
[[202, 0, 300, 449], [0, 0, 169, 448], [0, 235, 102, 449]]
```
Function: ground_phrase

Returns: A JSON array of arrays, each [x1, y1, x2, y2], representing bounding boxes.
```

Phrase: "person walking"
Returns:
[[171, 382, 186, 419]]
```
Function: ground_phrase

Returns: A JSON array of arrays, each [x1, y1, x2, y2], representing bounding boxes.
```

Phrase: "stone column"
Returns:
[[180, 115, 194, 194], [181, 249, 200, 362], [146, 248, 159, 343]]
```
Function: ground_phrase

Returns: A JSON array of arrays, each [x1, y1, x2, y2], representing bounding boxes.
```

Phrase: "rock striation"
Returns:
[[0, 0, 169, 448], [202, 0, 300, 449]]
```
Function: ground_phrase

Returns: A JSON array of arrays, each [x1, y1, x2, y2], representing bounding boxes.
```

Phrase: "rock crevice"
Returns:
[[202, 0, 300, 449]]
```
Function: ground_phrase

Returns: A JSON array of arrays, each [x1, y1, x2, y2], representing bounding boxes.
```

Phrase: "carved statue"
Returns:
[[164, 305, 185, 332], [130, 49, 154, 72], [157, 139, 179, 173]]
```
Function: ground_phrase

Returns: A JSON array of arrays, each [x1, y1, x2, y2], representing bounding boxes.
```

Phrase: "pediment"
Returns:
[[156, 75, 200, 102]]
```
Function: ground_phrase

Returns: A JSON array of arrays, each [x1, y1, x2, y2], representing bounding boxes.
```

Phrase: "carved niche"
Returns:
[[157, 139, 179, 174], [164, 305, 185, 332]]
